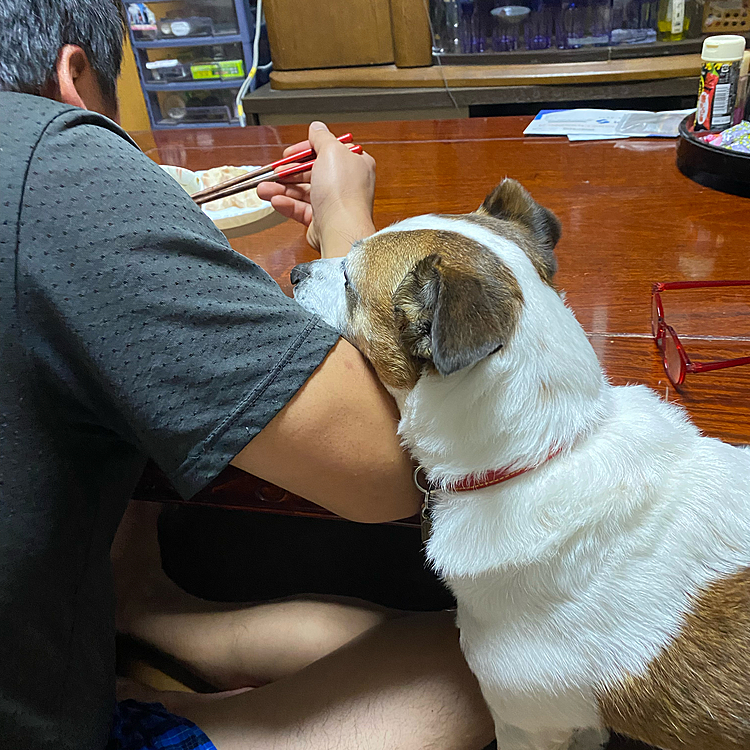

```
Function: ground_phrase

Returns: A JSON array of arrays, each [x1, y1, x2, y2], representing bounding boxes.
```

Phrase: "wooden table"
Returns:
[[131, 118, 750, 520]]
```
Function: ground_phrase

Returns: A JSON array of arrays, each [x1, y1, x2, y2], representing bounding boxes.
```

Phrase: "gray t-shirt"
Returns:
[[0, 91, 339, 749]]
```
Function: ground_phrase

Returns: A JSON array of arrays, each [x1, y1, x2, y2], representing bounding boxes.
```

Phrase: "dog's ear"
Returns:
[[479, 178, 561, 282], [393, 251, 523, 377]]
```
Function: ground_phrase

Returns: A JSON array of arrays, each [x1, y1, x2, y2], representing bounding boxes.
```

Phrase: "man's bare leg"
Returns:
[[119, 609, 494, 750], [113, 501, 402, 689], [114, 502, 495, 749]]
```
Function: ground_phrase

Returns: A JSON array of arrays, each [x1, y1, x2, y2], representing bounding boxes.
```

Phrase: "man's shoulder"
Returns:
[[0, 90, 74, 119], [0, 93, 150, 269], [1, 92, 76, 146], [0, 91, 137, 159]]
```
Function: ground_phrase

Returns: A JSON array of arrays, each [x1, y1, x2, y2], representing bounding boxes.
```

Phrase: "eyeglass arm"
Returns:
[[688, 356, 750, 374], [654, 280, 750, 293]]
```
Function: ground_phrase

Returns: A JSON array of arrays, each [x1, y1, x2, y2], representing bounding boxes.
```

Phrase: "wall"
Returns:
[[118, 37, 151, 133]]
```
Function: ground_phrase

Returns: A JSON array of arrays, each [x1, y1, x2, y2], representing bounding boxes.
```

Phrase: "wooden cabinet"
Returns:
[[264, 0, 396, 69]]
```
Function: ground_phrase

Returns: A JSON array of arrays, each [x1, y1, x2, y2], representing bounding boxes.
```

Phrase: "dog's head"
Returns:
[[292, 178, 561, 392]]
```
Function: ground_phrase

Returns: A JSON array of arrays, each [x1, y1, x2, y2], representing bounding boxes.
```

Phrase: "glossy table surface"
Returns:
[[131, 118, 750, 518]]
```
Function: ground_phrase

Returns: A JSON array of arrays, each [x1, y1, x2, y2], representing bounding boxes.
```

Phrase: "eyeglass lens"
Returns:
[[663, 328, 684, 385], [651, 294, 661, 342]]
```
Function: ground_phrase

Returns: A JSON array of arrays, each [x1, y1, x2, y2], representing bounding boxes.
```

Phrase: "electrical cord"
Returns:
[[236, 0, 265, 127], [421, 0, 460, 110]]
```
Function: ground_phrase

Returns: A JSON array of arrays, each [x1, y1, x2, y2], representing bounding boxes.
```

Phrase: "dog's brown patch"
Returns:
[[347, 228, 523, 389], [597, 567, 750, 750], [440, 213, 558, 288], [438, 178, 561, 287], [346, 230, 430, 391]]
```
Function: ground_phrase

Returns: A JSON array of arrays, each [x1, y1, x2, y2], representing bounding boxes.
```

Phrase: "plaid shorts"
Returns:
[[108, 699, 217, 750]]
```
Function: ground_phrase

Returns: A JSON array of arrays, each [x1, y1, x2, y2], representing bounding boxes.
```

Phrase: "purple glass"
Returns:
[[610, 0, 657, 43], [525, 0, 556, 49], [459, 0, 477, 52], [472, 0, 495, 52], [491, 4, 530, 51], [559, 0, 611, 48]]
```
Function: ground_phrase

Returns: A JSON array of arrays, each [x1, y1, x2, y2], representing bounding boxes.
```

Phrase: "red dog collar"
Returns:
[[448, 445, 565, 492], [414, 447, 565, 543], [415, 445, 565, 497]]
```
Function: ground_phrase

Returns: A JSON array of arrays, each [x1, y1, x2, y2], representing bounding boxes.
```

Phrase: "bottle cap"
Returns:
[[701, 35, 746, 63]]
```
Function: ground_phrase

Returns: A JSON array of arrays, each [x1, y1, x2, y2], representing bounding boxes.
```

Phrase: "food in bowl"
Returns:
[[199, 166, 265, 211]]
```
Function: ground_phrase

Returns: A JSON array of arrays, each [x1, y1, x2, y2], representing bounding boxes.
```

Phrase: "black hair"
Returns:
[[0, 0, 127, 108]]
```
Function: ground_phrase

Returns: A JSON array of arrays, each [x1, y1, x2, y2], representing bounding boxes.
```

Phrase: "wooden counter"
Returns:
[[243, 54, 701, 124]]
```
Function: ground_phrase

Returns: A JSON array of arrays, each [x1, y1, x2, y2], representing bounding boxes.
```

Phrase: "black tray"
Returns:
[[676, 114, 750, 199]]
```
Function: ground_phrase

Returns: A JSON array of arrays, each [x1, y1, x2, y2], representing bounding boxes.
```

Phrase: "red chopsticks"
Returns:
[[192, 133, 361, 207]]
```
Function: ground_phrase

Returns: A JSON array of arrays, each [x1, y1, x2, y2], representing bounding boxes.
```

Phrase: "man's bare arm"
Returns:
[[231, 338, 420, 523], [239, 124, 418, 522]]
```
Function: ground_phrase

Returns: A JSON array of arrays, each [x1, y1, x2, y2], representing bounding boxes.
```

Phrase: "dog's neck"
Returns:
[[394, 287, 611, 487]]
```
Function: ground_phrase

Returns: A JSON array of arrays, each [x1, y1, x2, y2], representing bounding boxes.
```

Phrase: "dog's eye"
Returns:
[[343, 268, 351, 290]]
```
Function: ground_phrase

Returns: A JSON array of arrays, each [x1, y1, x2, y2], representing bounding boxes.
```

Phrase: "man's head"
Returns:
[[0, 0, 126, 118]]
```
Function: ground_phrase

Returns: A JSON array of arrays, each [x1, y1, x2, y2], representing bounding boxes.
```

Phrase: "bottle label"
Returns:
[[190, 63, 220, 80], [696, 60, 741, 131], [218, 60, 245, 78], [671, 0, 684, 35]]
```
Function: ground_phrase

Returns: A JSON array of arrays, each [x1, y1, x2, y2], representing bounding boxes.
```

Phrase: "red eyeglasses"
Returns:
[[651, 280, 750, 386]]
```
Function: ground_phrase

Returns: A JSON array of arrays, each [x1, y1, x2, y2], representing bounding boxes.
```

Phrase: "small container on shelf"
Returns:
[[189, 60, 246, 80], [178, 105, 234, 123], [145, 59, 191, 82], [158, 16, 215, 39], [159, 90, 237, 125], [127, 2, 158, 40], [161, 92, 189, 122], [130, 23, 159, 41], [189, 45, 246, 80]]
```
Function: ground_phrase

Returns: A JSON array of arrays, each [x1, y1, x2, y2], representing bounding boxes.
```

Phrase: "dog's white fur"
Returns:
[[294, 213, 750, 750]]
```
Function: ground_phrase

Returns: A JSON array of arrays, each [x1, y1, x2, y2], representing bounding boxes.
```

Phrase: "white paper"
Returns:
[[524, 108, 695, 140], [567, 134, 631, 141]]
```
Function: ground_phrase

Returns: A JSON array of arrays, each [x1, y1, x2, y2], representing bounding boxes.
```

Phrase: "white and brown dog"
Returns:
[[291, 179, 750, 750]]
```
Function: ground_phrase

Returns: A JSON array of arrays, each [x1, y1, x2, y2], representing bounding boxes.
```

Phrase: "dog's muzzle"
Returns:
[[289, 257, 348, 332], [290, 263, 312, 287]]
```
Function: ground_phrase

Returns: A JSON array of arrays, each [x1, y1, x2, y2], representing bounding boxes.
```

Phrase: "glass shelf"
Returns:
[[143, 79, 242, 91], [153, 119, 239, 129], [132, 33, 243, 49]]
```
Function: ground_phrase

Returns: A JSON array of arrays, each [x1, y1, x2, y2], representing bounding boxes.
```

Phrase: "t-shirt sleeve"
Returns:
[[15, 108, 340, 499]]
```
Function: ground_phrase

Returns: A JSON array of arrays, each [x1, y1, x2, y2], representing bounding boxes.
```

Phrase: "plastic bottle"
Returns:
[[695, 35, 747, 132], [737, 50, 750, 124], [656, 0, 688, 41]]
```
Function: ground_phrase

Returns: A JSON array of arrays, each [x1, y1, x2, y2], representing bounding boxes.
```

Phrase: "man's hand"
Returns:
[[256, 122, 376, 258]]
